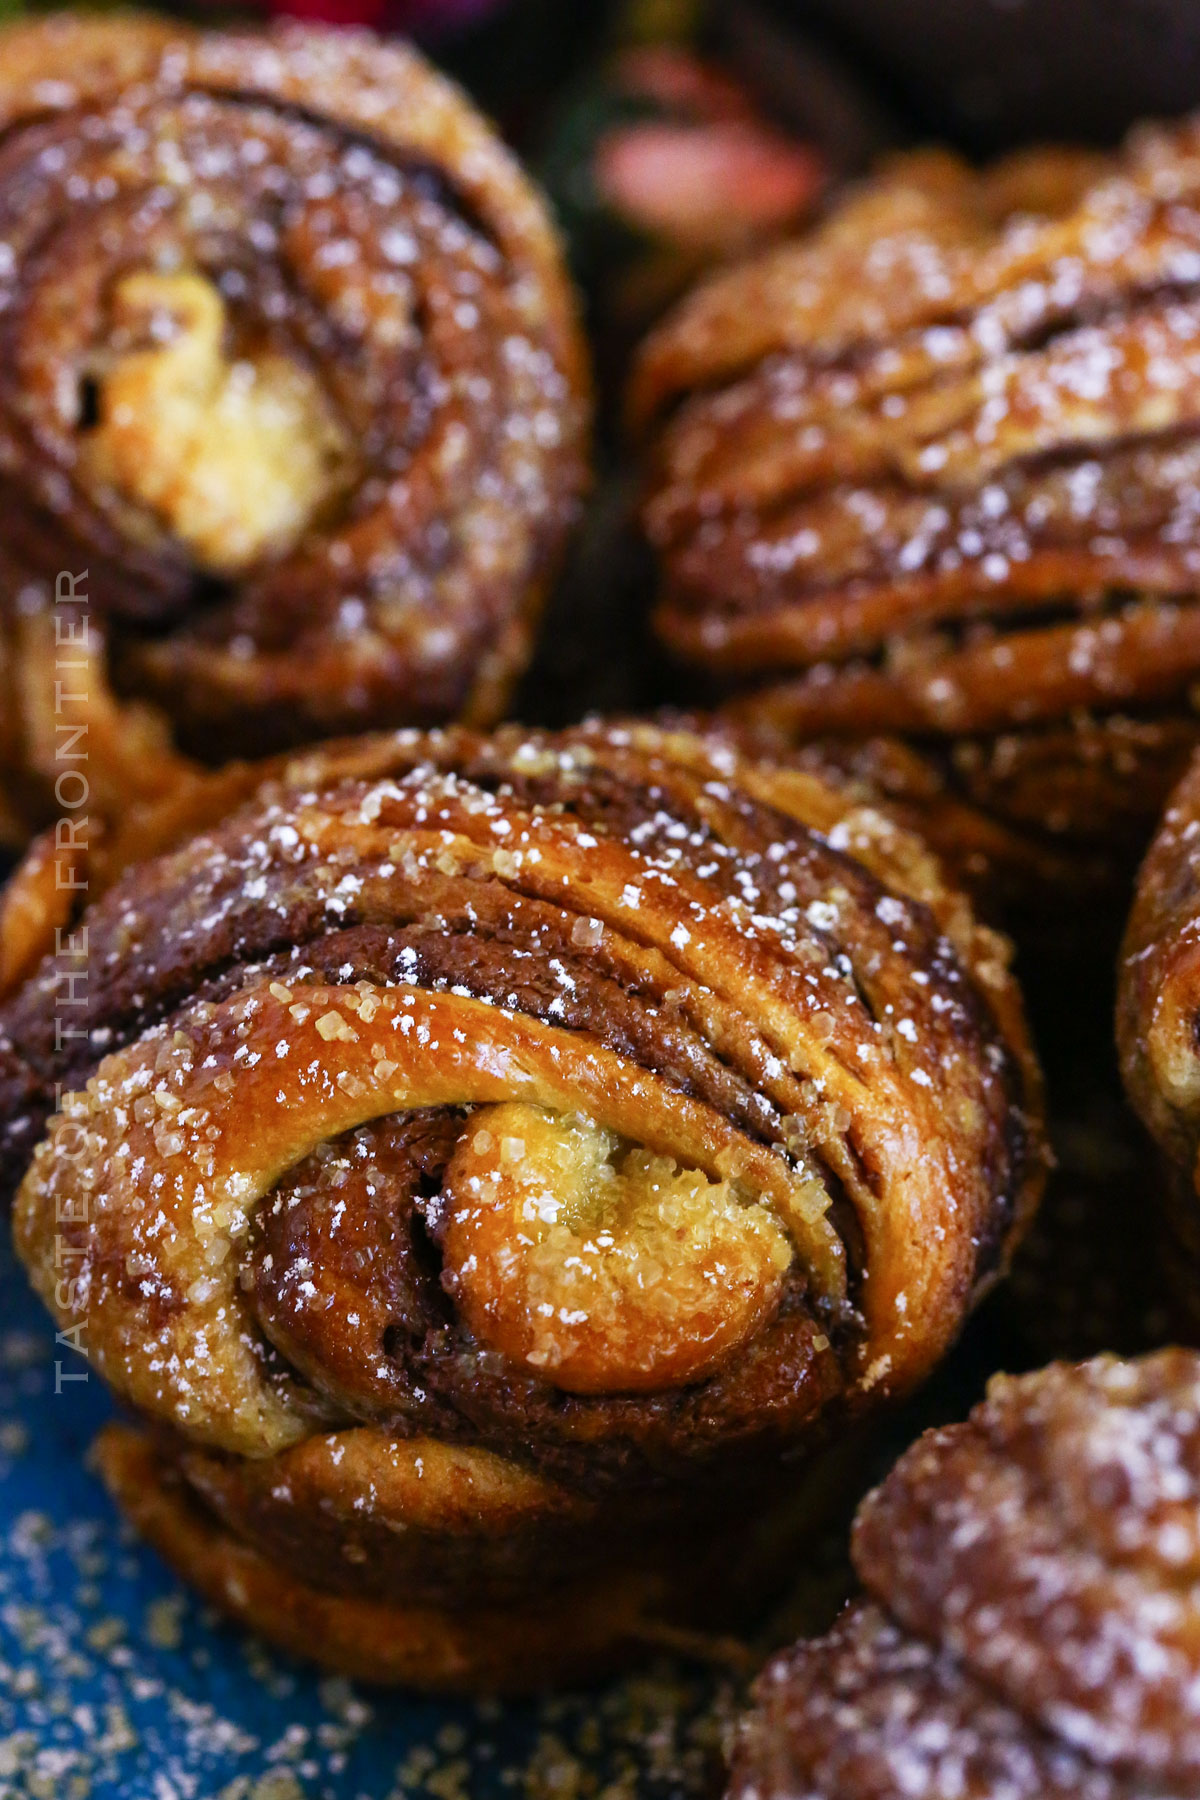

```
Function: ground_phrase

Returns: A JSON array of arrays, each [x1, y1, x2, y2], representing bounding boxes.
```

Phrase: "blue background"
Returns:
[[0, 1234, 730, 1799]]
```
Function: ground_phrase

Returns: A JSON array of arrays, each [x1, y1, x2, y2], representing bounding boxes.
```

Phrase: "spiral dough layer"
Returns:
[[635, 130, 1200, 734], [0, 15, 588, 839], [730, 1351, 1200, 1800], [751, 716, 1200, 928], [2, 721, 1042, 1686], [635, 128, 1200, 911]]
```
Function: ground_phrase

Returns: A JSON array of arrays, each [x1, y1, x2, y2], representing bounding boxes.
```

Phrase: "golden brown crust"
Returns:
[[729, 1602, 1147, 1800], [714, 603, 1200, 742], [748, 715, 1200, 925], [730, 1352, 1200, 1800], [853, 1355, 1200, 1781], [3, 720, 1042, 1685], [0, 827, 85, 1004], [635, 122, 1200, 741], [1117, 747, 1200, 1325], [92, 1423, 663, 1693], [1119, 751, 1200, 1164], [0, 14, 589, 842], [93, 1414, 868, 1691], [0, 13, 182, 120], [630, 146, 1108, 424]]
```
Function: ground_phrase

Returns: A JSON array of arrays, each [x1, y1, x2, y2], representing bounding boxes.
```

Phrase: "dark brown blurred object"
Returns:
[[710, 0, 896, 175], [985, 871, 1188, 1365], [730, 1351, 1200, 1799], [1000, 1086, 1183, 1364], [798, 0, 1200, 151]]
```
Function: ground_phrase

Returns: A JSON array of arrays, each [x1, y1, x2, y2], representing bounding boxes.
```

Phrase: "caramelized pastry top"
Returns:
[[1119, 748, 1200, 1170], [4, 722, 1042, 1490], [730, 1350, 1200, 1800], [737, 715, 1200, 926], [0, 13, 588, 786], [853, 1353, 1200, 1780], [733, 1603, 1145, 1800], [635, 126, 1200, 737]]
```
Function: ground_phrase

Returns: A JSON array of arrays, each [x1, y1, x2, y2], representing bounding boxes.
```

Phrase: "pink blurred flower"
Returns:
[[596, 120, 822, 253], [593, 49, 824, 257]]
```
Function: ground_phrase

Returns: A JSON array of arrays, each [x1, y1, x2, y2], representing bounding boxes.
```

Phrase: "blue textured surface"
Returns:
[[0, 1232, 728, 1799]]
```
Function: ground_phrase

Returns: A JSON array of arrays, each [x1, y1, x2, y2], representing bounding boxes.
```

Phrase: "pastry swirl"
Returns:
[[633, 130, 1200, 735], [634, 130, 1200, 919], [2, 721, 1042, 1686], [764, 715, 1200, 926], [729, 1351, 1200, 1799], [0, 15, 588, 837]]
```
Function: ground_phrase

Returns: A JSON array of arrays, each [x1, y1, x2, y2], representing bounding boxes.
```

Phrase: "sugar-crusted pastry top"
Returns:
[[0, 13, 589, 841], [635, 127, 1200, 739], [731, 1349, 1200, 1800], [4, 720, 1042, 1480]]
